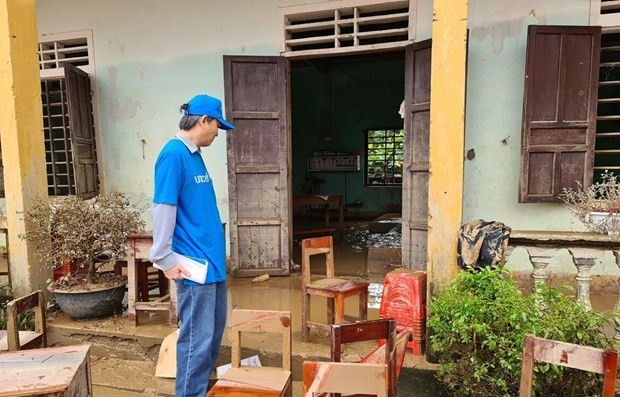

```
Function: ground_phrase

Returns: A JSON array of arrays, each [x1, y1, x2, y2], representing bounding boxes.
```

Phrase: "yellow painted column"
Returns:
[[0, 0, 49, 297], [427, 0, 468, 298]]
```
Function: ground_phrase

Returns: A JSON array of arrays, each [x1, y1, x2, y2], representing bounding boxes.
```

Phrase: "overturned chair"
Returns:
[[303, 361, 388, 397]]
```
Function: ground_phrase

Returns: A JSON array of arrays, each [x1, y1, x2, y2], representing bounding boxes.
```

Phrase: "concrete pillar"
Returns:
[[427, 0, 468, 298], [0, 0, 49, 297]]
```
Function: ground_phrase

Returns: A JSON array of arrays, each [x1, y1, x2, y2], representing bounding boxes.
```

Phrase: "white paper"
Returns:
[[173, 253, 208, 284], [216, 355, 262, 378]]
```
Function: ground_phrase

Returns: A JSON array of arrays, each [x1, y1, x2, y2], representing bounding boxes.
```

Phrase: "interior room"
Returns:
[[290, 51, 405, 277]]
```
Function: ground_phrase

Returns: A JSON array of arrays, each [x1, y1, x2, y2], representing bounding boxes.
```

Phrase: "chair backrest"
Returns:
[[331, 319, 397, 397], [7, 290, 46, 351], [301, 236, 334, 287], [303, 361, 388, 397], [231, 309, 291, 371], [519, 334, 618, 397]]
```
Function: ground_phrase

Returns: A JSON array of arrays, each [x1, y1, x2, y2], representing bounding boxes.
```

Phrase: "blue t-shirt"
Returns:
[[153, 138, 225, 285]]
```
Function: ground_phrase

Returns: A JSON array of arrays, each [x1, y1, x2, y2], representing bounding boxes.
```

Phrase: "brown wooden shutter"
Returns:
[[64, 64, 99, 199], [224, 56, 290, 277], [401, 40, 431, 270], [520, 25, 601, 203]]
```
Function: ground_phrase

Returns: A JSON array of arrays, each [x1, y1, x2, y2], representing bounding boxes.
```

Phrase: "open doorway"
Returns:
[[290, 51, 406, 277], [223, 43, 428, 278]]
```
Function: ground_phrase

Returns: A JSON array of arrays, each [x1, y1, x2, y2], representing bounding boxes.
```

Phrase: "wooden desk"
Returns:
[[293, 195, 344, 242], [0, 344, 92, 396], [126, 232, 178, 326]]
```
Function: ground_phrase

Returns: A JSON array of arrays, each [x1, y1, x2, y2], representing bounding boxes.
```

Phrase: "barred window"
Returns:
[[365, 128, 404, 186]]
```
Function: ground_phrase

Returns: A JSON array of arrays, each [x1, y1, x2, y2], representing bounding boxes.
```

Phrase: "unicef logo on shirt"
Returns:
[[194, 172, 211, 184]]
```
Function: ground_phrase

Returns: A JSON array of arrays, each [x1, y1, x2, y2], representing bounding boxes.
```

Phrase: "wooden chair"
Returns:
[[301, 236, 369, 342], [303, 361, 388, 397], [208, 309, 292, 397], [519, 334, 618, 397], [331, 319, 398, 397], [2, 290, 46, 351]]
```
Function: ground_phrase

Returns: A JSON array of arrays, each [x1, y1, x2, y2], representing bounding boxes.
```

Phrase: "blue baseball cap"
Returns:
[[184, 94, 235, 130]]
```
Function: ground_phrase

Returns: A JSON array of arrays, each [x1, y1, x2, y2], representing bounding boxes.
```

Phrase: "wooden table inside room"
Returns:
[[0, 344, 92, 397], [292, 195, 344, 243]]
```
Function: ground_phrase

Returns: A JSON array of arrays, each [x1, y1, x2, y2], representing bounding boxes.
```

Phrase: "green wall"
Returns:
[[464, 0, 593, 230], [291, 55, 405, 216]]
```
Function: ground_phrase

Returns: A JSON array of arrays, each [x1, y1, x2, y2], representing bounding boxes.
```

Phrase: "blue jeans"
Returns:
[[175, 280, 227, 397]]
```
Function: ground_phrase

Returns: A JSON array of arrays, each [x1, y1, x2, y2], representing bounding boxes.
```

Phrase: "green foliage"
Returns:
[[366, 129, 404, 185], [561, 171, 620, 233], [428, 267, 617, 397]]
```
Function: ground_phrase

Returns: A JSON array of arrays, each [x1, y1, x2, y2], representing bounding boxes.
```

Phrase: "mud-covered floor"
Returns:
[[291, 215, 403, 278], [46, 274, 440, 396]]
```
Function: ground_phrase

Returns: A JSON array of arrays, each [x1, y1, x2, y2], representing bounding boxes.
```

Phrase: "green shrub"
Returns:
[[427, 267, 617, 397]]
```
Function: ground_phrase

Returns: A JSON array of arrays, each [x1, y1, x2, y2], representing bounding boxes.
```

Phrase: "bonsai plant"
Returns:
[[20, 192, 145, 319], [561, 171, 620, 235]]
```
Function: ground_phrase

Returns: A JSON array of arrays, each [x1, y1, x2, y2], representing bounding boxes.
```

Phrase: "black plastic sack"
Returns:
[[457, 219, 511, 270]]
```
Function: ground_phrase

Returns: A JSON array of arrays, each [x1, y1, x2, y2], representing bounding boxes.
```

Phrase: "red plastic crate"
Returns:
[[379, 269, 427, 356]]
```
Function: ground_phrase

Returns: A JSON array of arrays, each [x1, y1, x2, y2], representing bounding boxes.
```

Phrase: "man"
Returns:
[[149, 94, 234, 397]]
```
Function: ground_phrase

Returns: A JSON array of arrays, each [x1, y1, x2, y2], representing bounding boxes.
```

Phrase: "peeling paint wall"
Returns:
[[35, 0, 304, 238], [464, 0, 592, 231]]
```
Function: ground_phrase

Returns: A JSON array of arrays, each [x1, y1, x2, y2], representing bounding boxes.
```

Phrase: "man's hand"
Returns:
[[163, 263, 191, 280]]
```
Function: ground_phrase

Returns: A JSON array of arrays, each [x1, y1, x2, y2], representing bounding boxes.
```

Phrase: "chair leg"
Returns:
[[334, 295, 345, 325], [327, 298, 335, 325], [138, 261, 149, 302], [359, 291, 368, 321], [302, 292, 310, 342], [158, 269, 169, 296]]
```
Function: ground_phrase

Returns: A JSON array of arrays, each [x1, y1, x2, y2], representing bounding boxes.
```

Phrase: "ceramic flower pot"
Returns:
[[588, 211, 620, 235], [49, 281, 126, 320]]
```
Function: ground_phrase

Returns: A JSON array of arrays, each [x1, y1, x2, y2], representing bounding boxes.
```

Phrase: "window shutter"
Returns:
[[519, 25, 601, 203], [64, 63, 99, 199]]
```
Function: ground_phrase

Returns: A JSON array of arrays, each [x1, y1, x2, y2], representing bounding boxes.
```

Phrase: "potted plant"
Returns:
[[561, 171, 620, 235], [20, 192, 145, 319]]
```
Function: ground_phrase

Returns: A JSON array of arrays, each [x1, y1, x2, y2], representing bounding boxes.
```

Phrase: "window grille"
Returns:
[[0, 31, 96, 198], [365, 128, 404, 186], [41, 79, 76, 196], [602, 0, 620, 15], [38, 31, 94, 78], [280, 0, 413, 58]]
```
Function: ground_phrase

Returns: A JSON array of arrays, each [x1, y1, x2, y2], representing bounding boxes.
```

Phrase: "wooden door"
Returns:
[[519, 26, 601, 202], [401, 41, 431, 270], [224, 56, 290, 277], [65, 64, 99, 199]]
